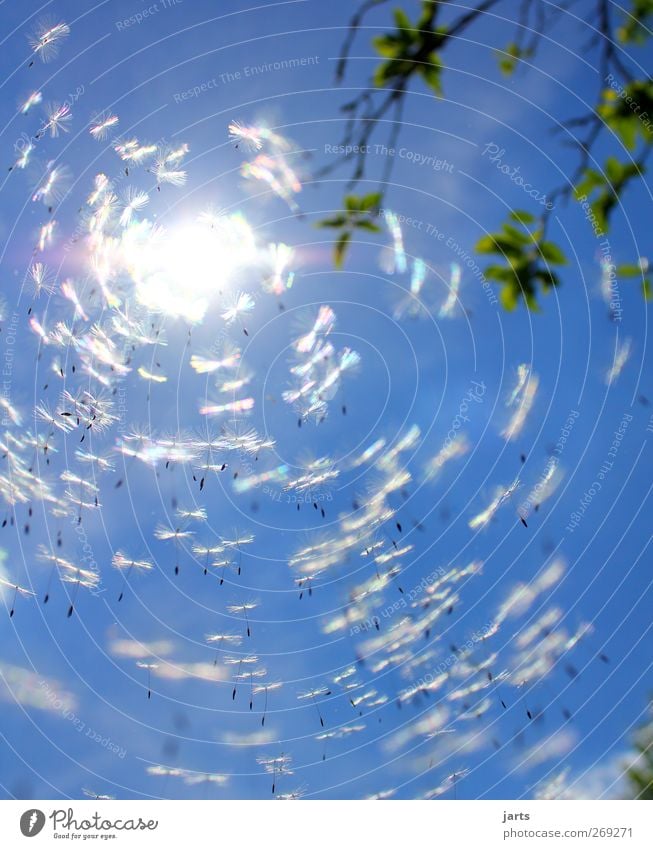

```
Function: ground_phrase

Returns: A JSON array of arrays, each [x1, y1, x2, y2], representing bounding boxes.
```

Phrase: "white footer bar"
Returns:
[[0, 800, 651, 848]]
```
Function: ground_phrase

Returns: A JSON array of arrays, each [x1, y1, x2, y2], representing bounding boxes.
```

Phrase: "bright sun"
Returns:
[[120, 213, 256, 323]]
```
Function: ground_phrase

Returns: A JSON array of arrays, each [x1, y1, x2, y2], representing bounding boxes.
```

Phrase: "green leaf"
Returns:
[[502, 223, 533, 245], [574, 168, 604, 198], [499, 57, 515, 75], [617, 0, 653, 44], [538, 241, 567, 265], [478, 208, 570, 310], [617, 117, 638, 150], [372, 35, 402, 59], [374, 58, 413, 86], [420, 59, 443, 96], [495, 42, 532, 76], [484, 264, 515, 283], [355, 219, 382, 232], [417, 3, 438, 28], [523, 290, 541, 311], [576, 156, 643, 236], [359, 192, 383, 211], [643, 279, 652, 300], [485, 235, 524, 257], [590, 195, 613, 233], [393, 8, 413, 33], [510, 209, 536, 225], [334, 231, 352, 269], [605, 157, 622, 183], [476, 235, 502, 254], [315, 215, 347, 229], [500, 285, 519, 311], [617, 264, 644, 277], [534, 269, 560, 289], [498, 236, 525, 256]]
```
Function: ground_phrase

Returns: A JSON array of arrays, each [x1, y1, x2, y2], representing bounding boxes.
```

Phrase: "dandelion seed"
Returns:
[[439, 262, 461, 318], [36, 221, 56, 253], [151, 154, 187, 188], [227, 600, 259, 638], [606, 337, 632, 385], [263, 243, 295, 295], [136, 661, 159, 699], [190, 346, 241, 374], [32, 163, 70, 206], [119, 188, 149, 227], [0, 398, 22, 427], [382, 210, 407, 274], [28, 19, 70, 64], [40, 102, 72, 138], [502, 367, 538, 441], [199, 398, 254, 416], [60, 280, 89, 321], [12, 141, 35, 171], [221, 291, 255, 324], [241, 154, 301, 211], [298, 686, 331, 728], [20, 91, 43, 114], [228, 121, 263, 151], [0, 578, 36, 618], [154, 524, 194, 575], [89, 112, 119, 140], [112, 551, 153, 601]]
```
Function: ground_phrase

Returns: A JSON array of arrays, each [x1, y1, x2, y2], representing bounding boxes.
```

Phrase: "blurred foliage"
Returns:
[[495, 41, 533, 77], [617, 0, 653, 44], [476, 210, 565, 311], [373, 7, 445, 92], [574, 157, 644, 233], [615, 260, 652, 301], [315, 192, 383, 268], [597, 81, 653, 150], [322, 0, 653, 310], [626, 699, 653, 799]]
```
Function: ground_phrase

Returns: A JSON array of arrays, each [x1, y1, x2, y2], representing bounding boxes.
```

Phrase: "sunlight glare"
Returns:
[[120, 214, 256, 323]]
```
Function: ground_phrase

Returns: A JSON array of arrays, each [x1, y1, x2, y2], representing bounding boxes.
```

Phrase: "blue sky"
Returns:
[[0, 0, 652, 800]]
